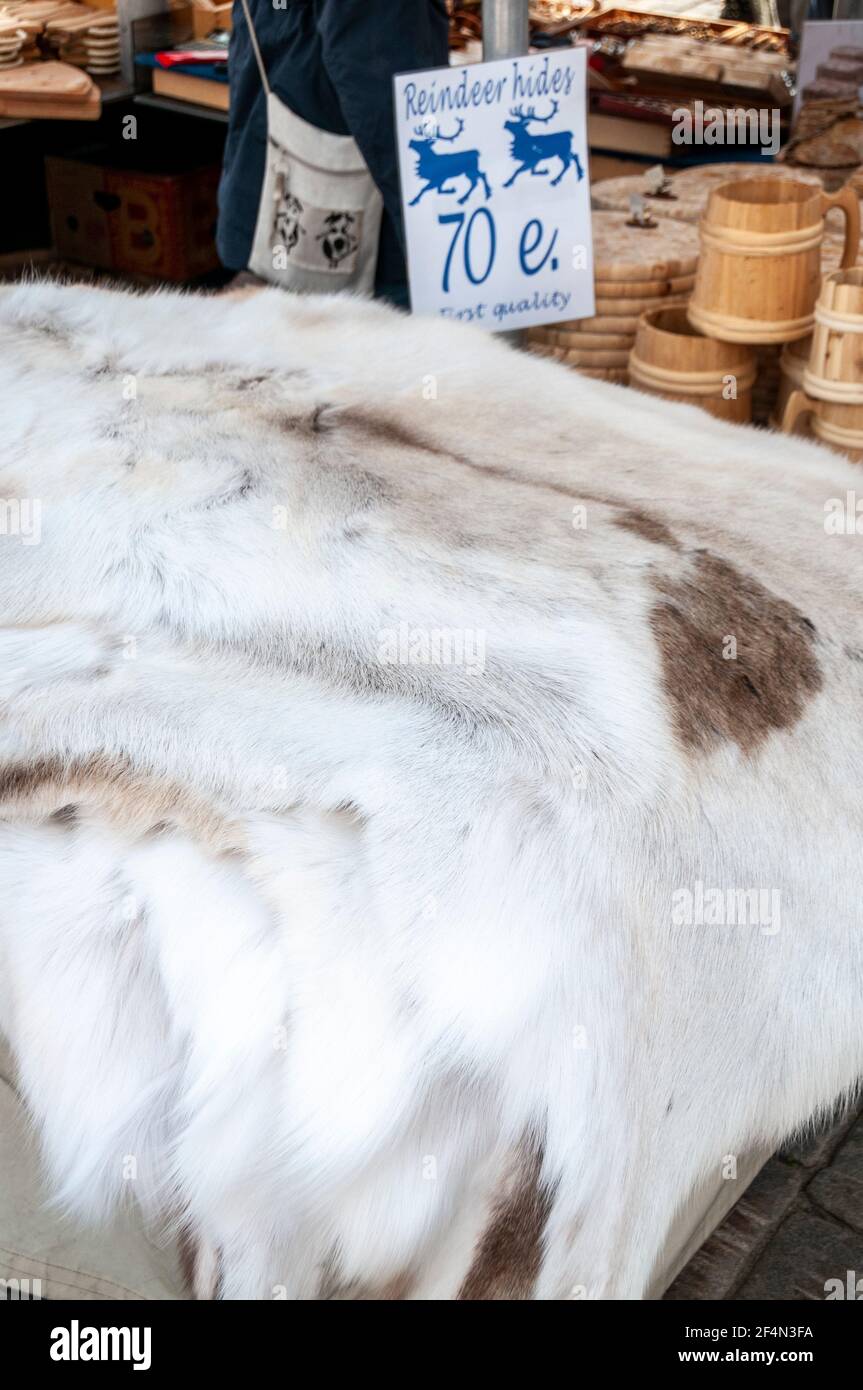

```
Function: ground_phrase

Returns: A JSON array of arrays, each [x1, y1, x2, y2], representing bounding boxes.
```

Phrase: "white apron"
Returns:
[[239, 0, 384, 294]]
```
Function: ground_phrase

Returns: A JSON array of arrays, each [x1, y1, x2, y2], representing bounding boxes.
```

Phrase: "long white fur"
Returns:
[[0, 280, 861, 1298]]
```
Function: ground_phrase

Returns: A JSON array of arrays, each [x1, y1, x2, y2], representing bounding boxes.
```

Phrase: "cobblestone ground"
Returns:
[[665, 1102, 863, 1300]]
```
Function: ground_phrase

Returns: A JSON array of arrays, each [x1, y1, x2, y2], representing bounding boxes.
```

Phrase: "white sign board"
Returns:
[[394, 49, 594, 332], [794, 19, 863, 119]]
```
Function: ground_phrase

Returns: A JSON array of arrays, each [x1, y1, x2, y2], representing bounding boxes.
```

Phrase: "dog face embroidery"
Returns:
[[274, 191, 306, 257], [317, 212, 359, 271]]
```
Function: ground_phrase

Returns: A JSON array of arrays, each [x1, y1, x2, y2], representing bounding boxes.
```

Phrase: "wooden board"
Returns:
[[573, 365, 628, 381], [529, 326, 634, 349], [620, 35, 793, 105], [592, 164, 824, 226], [595, 292, 690, 316], [0, 86, 99, 115], [0, 58, 95, 99], [569, 312, 640, 333], [592, 210, 699, 280], [595, 274, 694, 298]]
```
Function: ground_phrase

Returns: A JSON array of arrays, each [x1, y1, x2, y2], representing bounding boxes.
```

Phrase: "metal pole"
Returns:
[[483, 0, 529, 62], [484, 1, 529, 341]]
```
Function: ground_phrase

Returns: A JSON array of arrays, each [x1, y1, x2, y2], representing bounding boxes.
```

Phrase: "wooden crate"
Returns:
[[192, 0, 231, 38], [46, 152, 221, 282]]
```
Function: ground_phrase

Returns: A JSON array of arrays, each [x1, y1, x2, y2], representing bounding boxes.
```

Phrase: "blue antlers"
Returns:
[[408, 118, 492, 206], [503, 101, 584, 188]]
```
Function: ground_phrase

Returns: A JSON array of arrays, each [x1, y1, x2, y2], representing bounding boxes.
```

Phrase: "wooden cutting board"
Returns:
[[595, 274, 694, 298], [594, 292, 690, 316], [592, 211, 700, 282], [0, 86, 100, 116], [530, 327, 634, 350], [529, 344, 631, 367], [0, 58, 95, 99], [592, 165, 823, 226]]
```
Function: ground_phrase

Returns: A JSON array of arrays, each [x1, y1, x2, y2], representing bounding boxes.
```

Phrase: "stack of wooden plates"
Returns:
[[528, 212, 700, 384], [43, 5, 116, 71], [0, 6, 41, 60], [1, 0, 93, 26], [0, 1, 101, 61], [592, 164, 824, 225], [0, 18, 25, 67], [84, 13, 117, 74], [46, 9, 91, 65]]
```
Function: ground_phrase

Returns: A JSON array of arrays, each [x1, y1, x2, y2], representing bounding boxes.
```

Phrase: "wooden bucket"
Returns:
[[629, 305, 756, 422], [804, 267, 863, 403], [688, 177, 860, 344], [782, 390, 863, 461], [529, 213, 700, 386]]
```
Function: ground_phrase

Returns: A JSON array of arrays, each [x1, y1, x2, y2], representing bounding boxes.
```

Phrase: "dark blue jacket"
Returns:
[[217, 0, 449, 302]]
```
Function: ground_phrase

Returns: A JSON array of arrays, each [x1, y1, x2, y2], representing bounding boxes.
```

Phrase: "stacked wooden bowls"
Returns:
[[528, 212, 699, 384]]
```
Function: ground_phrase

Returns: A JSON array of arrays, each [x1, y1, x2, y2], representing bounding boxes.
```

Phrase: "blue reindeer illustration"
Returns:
[[503, 101, 584, 188], [408, 118, 492, 206]]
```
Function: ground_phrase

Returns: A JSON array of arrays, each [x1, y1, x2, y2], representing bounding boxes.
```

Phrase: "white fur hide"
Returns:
[[0, 280, 860, 1299]]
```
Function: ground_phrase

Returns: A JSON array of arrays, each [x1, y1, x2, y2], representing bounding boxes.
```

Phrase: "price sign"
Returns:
[[394, 48, 594, 332]]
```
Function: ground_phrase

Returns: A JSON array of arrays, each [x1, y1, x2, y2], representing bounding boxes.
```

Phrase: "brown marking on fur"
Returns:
[[614, 508, 680, 550], [350, 1269, 415, 1300], [337, 406, 442, 459], [276, 403, 335, 436], [0, 756, 68, 803], [177, 1228, 221, 1299], [0, 755, 243, 852], [458, 1138, 553, 1300], [177, 1228, 199, 1297], [376, 1270, 414, 1300], [329, 411, 687, 553], [651, 552, 822, 755]]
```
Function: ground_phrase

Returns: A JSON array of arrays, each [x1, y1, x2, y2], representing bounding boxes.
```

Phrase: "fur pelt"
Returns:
[[0, 280, 861, 1299]]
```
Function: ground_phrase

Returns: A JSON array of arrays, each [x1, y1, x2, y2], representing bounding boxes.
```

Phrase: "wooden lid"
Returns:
[[592, 211, 699, 281]]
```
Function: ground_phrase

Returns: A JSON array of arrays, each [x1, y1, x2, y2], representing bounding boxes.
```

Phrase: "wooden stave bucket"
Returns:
[[804, 266, 863, 403], [688, 177, 860, 345], [629, 304, 756, 422], [782, 389, 863, 461]]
